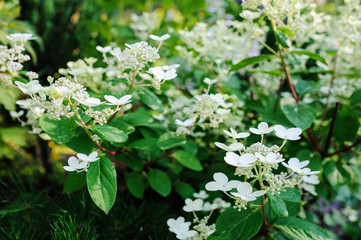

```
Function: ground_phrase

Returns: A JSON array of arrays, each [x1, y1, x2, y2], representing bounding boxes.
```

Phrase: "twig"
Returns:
[[321, 102, 340, 158], [326, 139, 361, 157]]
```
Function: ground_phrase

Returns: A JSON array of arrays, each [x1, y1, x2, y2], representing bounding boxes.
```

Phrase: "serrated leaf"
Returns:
[[157, 132, 186, 150], [208, 208, 263, 240], [274, 217, 332, 240], [231, 55, 276, 71], [281, 97, 317, 130], [148, 169, 171, 197], [39, 116, 75, 145], [87, 156, 117, 214], [268, 193, 288, 218], [91, 125, 128, 143], [288, 50, 327, 65], [138, 88, 164, 112], [324, 161, 352, 189], [172, 150, 203, 171], [126, 172, 145, 199]]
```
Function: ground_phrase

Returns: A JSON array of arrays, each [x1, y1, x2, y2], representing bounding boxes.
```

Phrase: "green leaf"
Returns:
[[231, 55, 276, 71], [275, 30, 290, 48], [324, 161, 352, 189], [122, 109, 163, 128], [333, 105, 359, 141], [39, 116, 75, 145], [63, 172, 86, 193], [107, 118, 135, 135], [279, 188, 302, 203], [288, 51, 328, 65], [157, 132, 186, 150], [66, 128, 95, 153], [274, 217, 332, 240], [268, 193, 288, 218], [148, 169, 171, 197], [208, 208, 263, 240], [87, 156, 117, 214], [91, 125, 128, 143], [281, 97, 317, 130], [174, 182, 195, 199], [350, 89, 361, 105], [128, 138, 159, 151], [172, 150, 203, 171], [277, 26, 295, 37], [126, 172, 145, 199], [0, 86, 18, 111], [137, 87, 164, 112]]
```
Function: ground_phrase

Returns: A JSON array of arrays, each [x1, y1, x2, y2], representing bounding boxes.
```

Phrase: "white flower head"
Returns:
[[274, 125, 302, 141], [183, 198, 203, 212], [6, 33, 36, 42], [214, 142, 245, 152], [231, 182, 267, 202], [302, 175, 320, 185], [63, 156, 88, 172], [224, 152, 257, 168], [10, 110, 24, 118], [249, 122, 274, 135], [15, 80, 42, 95], [205, 172, 241, 191], [175, 119, 194, 127], [80, 97, 104, 107], [167, 216, 187, 233], [104, 95, 132, 106], [282, 157, 309, 173], [193, 190, 209, 199], [255, 152, 284, 164], [76, 151, 100, 162], [149, 33, 171, 42], [96, 45, 112, 53], [224, 128, 250, 139], [203, 78, 218, 85]]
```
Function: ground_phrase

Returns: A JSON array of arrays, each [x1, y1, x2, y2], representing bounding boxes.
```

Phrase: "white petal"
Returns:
[[237, 182, 252, 195], [205, 181, 220, 191], [235, 132, 250, 138], [104, 95, 119, 104], [249, 128, 261, 135], [63, 166, 76, 171], [77, 153, 88, 161], [193, 199, 203, 211], [77, 161, 88, 169], [274, 125, 286, 139], [239, 153, 257, 164], [117, 95, 132, 105], [213, 172, 228, 185], [225, 180, 242, 190], [258, 122, 268, 132], [287, 128, 302, 140], [68, 156, 79, 168], [224, 152, 240, 167], [249, 190, 267, 198]]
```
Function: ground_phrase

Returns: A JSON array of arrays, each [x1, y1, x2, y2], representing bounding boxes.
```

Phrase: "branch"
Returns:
[[326, 139, 361, 157], [321, 102, 340, 158]]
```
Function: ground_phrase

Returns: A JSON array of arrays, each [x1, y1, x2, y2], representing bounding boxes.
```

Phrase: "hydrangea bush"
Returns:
[[1, 0, 361, 239]]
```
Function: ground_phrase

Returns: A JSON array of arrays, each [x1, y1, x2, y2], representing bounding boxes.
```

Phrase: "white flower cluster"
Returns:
[[63, 151, 99, 172], [130, 12, 160, 40], [177, 20, 263, 81], [167, 190, 230, 240], [0, 33, 36, 85], [206, 122, 320, 210]]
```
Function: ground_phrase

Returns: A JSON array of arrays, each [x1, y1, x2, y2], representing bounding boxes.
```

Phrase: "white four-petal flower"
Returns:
[[274, 125, 302, 141], [77, 151, 100, 162], [183, 198, 203, 212], [205, 172, 241, 191], [15, 80, 42, 95], [175, 119, 194, 127], [63, 156, 88, 172], [249, 122, 274, 135], [214, 142, 245, 152], [231, 182, 267, 202], [193, 190, 209, 199], [224, 128, 250, 139], [104, 95, 132, 106], [150, 33, 171, 41], [224, 152, 257, 168], [255, 152, 284, 164], [80, 97, 104, 107]]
